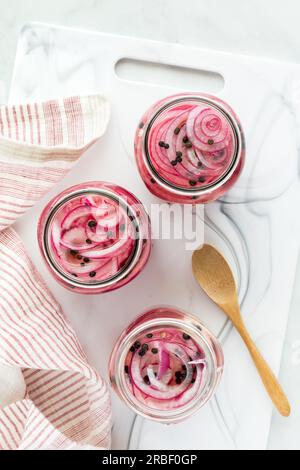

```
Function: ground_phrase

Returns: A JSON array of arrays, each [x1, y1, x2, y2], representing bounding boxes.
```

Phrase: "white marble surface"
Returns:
[[1, 0, 300, 98], [8, 22, 300, 450], [1, 0, 300, 450]]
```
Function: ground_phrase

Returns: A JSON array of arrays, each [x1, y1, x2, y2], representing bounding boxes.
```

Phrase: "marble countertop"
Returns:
[[1, 0, 300, 450], [1, 0, 300, 98]]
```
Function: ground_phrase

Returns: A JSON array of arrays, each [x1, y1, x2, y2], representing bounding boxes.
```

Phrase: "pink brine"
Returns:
[[135, 93, 245, 203], [38, 182, 151, 294]]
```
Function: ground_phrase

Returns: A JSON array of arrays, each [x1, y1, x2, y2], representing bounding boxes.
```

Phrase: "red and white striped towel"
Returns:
[[0, 95, 112, 450]]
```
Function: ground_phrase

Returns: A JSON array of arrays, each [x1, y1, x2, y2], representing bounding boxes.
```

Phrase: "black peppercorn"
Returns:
[[88, 220, 97, 228], [183, 333, 191, 341]]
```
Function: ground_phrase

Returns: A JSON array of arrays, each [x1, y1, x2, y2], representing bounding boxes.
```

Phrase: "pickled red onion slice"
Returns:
[[125, 328, 206, 410], [157, 348, 170, 380], [147, 100, 235, 189], [86, 223, 108, 243], [81, 234, 133, 259], [48, 193, 136, 282], [57, 253, 110, 276], [186, 106, 231, 152], [60, 226, 98, 251], [61, 205, 109, 230]]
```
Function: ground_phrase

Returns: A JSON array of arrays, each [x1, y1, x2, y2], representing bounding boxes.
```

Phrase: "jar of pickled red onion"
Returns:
[[135, 93, 245, 204], [37, 182, 151, 294], [109, 306, 224, 423]]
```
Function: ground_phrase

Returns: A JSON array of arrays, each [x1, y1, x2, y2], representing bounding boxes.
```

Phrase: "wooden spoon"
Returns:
[[192, 244, 291, 417]]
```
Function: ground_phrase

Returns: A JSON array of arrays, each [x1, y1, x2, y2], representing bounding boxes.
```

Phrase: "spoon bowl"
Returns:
[[192, 244, 237, 306]]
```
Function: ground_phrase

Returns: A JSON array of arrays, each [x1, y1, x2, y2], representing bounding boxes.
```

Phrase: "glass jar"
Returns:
[[37, 182, 151, 294], [109, 306, 224, 424], [135, 93, 245, 204]]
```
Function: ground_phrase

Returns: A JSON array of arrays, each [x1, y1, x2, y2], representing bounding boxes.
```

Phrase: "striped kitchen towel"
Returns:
[[0, 95, 112, 450]]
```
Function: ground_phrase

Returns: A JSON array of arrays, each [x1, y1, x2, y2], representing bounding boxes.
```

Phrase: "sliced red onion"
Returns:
[[81, 231, 133, 259], [80, 195, 97, 207], [49, 194, 136, 282], [147, 367, 170, 392], [60, 226, 98, 251], [125, 329, 206, 409], [186, 106, 231, 153], [149, 118, 182, 177], [147, 101, 235, 189], [157, 348, 171, 380], [51, 220, 62, 256], [95, 258, 119, 280], [58, 254, 109, 275], [86, 223, 109, 243], [97, 210, 122, 231], [61, 205, 108, 230], [130, 355, 190, 400]]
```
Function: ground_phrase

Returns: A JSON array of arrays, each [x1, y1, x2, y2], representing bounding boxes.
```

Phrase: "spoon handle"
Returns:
[[236, 322, 291, 417]]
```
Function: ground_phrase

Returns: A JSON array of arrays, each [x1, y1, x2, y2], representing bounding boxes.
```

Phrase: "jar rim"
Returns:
[[141, 94, 244, 197], [41, 186, 145, 289], [111, 314, 222, 423]]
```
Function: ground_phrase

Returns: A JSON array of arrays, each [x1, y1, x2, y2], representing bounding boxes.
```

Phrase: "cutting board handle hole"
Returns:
[[115, 58, 224, 93]]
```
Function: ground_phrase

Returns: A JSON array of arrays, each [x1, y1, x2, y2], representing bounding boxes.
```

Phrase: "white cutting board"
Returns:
[[8, 22, 300, 450]]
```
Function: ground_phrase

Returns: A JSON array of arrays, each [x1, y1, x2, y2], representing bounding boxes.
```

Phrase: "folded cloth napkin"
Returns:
[[0, 364, 26, 409], [0, 95, 111, 450]]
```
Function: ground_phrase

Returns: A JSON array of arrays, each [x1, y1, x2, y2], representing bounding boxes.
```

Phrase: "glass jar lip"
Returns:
[[41, 186, 145, 289], [141, 94, 244, 196], [112, 316, 221, 423]]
